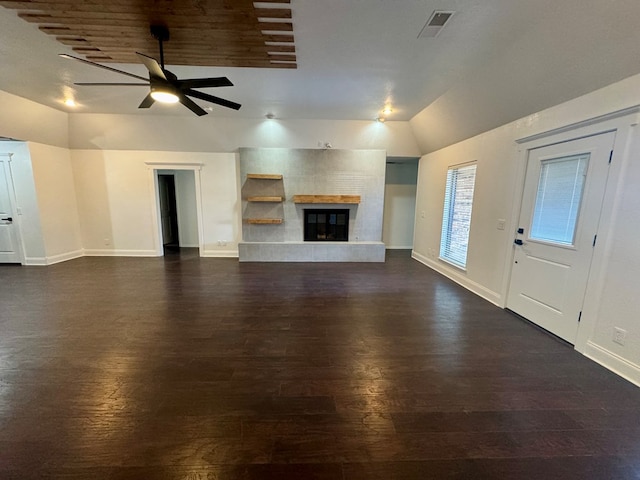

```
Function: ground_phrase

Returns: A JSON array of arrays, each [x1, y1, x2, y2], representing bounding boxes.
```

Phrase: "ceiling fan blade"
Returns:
[[136, 52, 166, 80], [177, 77, 233, 89], [178, 94, 207, 116], [75, 82, 149, 86], [59, 53, 148, 82], [185, 89, 241, 110], [138, 93, 155, 109]]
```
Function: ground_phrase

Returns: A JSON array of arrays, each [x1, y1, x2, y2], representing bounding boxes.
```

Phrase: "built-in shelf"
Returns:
[[246, 173, 283, 180], [243, 174, 285, 225], [245, 218, 283, 224], [247, 196, 284, 202], [293, 194, 361, 204]]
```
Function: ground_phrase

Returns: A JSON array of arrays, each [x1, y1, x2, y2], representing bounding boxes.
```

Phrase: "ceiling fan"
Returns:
[[59, 25, 241, 116]]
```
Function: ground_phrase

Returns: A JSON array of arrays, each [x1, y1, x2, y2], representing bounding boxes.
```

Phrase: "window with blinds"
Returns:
[[439, 163, 477, 269], [530, 154, 589, 245]]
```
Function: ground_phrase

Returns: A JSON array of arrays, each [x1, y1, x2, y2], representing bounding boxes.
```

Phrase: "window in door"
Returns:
[[439, 162, 477, 269], [530, 154, 589, 246]]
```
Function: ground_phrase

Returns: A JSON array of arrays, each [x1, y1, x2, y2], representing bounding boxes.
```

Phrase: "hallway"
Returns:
[[0, 251, 638, 479]]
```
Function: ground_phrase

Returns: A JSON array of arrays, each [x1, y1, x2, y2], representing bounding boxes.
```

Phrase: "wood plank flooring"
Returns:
[[0, 249, 639, 479]]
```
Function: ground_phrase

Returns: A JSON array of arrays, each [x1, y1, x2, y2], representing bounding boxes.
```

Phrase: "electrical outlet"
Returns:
[[104, 238, 110, 246], [613, 327, 627, 346]]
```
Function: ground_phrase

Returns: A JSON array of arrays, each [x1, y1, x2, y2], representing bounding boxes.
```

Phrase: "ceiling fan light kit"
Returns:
[[150, 86, 179, 104], [62, 24, 241, 116]]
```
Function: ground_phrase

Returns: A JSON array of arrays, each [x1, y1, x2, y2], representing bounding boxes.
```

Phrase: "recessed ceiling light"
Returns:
[[265, 113, 275, 119], [376, 116, 386, 123], [64, 98, 77, 107], [382, 106, 393, 115]]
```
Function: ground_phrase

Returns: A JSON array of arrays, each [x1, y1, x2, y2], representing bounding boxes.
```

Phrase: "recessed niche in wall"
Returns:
[[242, 173, 285, 225]]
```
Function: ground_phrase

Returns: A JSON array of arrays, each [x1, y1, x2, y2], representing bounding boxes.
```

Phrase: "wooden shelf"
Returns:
[[246, 174, 283, 180], [245, 218, 283, 224], [247, 196, 284, 202], [293, 194, 361, 204]]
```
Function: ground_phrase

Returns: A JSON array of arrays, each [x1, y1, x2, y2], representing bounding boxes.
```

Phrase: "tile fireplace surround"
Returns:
[[238, 148, 386, 262]]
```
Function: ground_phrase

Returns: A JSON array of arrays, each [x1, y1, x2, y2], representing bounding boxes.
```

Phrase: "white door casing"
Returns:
[[0, 156, 23, 264], [507, 132, 615, 344], [146, 162, 204, 256]]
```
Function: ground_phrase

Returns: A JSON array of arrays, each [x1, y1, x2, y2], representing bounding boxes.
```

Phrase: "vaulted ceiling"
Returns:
[[1, 0, 640, 151]]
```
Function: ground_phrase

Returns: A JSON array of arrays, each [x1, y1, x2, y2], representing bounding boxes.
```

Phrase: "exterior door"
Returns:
[[0, 157, 22, 264], [507, 132, 614, 343]]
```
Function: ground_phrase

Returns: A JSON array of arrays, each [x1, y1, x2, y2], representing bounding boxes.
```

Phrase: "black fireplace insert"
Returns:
[[304, 209, 349, 241]]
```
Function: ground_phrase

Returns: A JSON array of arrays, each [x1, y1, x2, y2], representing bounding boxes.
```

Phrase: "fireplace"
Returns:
[[304, 209, 349, 241]]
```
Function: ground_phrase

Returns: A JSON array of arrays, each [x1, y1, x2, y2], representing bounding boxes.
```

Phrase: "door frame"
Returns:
[[0, 153, 25, 264], [146, 162, 204, 256], [502, 106, 640, 354]]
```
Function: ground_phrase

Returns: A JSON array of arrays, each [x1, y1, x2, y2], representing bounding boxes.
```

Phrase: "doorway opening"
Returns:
[[150, 164, 203, 257], [158, 173, 179, 250]]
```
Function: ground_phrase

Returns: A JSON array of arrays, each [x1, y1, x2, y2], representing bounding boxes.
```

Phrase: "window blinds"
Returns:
[[440, 163, 477, 268], [530, 154, 589, 245]]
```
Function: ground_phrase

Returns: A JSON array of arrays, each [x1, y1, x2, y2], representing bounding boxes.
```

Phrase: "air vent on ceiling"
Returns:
[[418, 10, 455, 38]]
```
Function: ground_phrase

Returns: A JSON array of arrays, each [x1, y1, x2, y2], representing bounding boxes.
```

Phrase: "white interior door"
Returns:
[[507, 132, 615, 343], [0, 157, 22, 264]]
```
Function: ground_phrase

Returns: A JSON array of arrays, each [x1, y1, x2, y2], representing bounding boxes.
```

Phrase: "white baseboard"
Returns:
[[385, 245, 413, 250], [201, 249, 239, 258], [24, 256, 47, 266], [583, 341, 640, 387], [44, 250, 84, 265], [412, 250, 502, 307], [83, 249, 159, 257]]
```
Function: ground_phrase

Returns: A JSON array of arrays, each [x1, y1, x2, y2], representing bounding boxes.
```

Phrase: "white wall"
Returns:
[[174, 170, 199, 248], [68, 114, 421, 157], [71, 150, 238, 257], [383, 162, 418, 249], [578, 123, 640, 385], [0, 91, 68, 149], [28, 142, 83, 263], [412, 72, 640, 385], [413, 127, 518, 303], [408, 1, 640, 155], [2, 90, 423, 262]]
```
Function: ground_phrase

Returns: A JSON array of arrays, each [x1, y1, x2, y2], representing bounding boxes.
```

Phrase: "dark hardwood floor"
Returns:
[[1, 250, 639, 479]]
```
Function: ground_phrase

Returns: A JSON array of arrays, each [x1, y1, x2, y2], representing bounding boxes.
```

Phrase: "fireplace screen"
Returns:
[[304, 209, 349, 241]]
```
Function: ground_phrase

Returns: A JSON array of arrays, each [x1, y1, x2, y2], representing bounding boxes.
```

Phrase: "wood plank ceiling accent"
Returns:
[[0, 0, 296, 68]]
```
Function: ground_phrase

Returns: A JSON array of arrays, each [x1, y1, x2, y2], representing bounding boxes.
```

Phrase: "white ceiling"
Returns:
[[1, 0, 640, 145]]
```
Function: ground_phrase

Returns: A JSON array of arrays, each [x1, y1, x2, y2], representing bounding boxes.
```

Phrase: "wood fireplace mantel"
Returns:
[[293, 195, 361, 204]]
